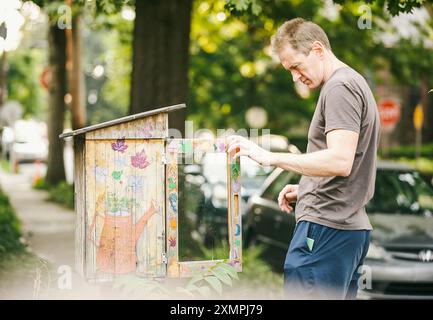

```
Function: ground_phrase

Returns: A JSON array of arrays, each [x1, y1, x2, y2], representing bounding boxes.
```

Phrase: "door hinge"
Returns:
[[162, 252, 168, 264], [161, 152, 167, 165]]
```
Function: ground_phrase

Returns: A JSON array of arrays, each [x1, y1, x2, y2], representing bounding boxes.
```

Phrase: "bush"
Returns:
[[0, 189, 25, 262], [47, 181, 74, 210], [388, 143, 433, 159], [32, 178, 74, 210]]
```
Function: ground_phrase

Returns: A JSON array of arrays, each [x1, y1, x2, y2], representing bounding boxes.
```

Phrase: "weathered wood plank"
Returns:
[[134, 140, 165, 277], [59, 104, 183, 139], [74, 136, 86, 277], [94, 141, 110, 280], [85, 114, 168, 140], [84, 139, 96, 278]]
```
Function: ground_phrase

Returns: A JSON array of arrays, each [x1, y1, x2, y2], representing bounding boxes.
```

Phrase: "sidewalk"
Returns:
[[0, 164, 103, 299]]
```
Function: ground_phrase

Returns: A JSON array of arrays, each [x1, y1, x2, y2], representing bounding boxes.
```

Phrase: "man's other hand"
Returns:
[[278, 184, 298, 214]]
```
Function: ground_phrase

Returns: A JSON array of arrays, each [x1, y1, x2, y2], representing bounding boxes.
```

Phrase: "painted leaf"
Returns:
[[111, 137, 128, 153], [168, 177, 177, 189], [231, 163, 240, 180], [112, 170, 123, 180], [131, 149, 150, 169]]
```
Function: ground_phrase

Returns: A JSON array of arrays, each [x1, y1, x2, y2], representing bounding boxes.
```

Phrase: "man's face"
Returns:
[[279, 43, 324, 90]]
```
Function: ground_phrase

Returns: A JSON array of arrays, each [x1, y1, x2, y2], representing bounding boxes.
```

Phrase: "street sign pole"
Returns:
[[413, 104, 424, 159]]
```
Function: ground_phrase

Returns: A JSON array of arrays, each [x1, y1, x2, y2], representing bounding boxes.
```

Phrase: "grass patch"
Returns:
[[0, 189, 26, 262], [32, 178, 74, 210], [0, 159, 12, 173]]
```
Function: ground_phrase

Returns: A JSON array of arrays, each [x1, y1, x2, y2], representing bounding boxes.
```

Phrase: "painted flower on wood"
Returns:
[[168, 193, 177, 212], [111, 137, 128, 153], [131, 149, 150, 169], [232, 181, 240, 193], [95, 167, 108, 183], [127, 175, 144, 193], [114, 156, 128, 168], [168, 236, 176, 247], [229, 248, 241, 267], [235, 224, 241, 236], [169, 217, 177, 230]]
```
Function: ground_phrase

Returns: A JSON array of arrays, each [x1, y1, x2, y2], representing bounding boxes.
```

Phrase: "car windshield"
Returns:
[[262, 168, 433, 216], [262, 170, 300, 201], [366, 170, 433, 216]]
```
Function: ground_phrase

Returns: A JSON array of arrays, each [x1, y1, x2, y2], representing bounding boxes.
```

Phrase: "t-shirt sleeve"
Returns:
[[322, 84, 362, 135]]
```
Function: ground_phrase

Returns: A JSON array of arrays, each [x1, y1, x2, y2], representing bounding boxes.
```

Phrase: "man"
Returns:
[[227, 18, 380, 299]]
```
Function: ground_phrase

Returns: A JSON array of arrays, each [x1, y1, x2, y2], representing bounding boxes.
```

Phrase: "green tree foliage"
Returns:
[[188, 0, 389, 136], [188, 1, 318, 135], [226, 0, 428, 16], [83, 11, 133, 124], [6, 50, 46, 118]]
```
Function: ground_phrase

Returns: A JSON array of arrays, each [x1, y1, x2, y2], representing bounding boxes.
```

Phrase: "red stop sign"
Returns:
[[378, 99, 400, 128]]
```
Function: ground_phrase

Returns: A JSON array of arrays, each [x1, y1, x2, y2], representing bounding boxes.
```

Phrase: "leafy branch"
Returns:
[[111, 262, 239, 299], [179, 262, 239, 298]]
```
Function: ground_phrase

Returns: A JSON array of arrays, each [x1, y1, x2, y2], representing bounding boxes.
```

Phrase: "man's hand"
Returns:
[[226, 135, 273, 166], [278, 184, 298, 214]]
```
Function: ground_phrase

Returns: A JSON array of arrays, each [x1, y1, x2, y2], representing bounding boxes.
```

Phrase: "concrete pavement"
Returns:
[[0, 163, 104, 299]]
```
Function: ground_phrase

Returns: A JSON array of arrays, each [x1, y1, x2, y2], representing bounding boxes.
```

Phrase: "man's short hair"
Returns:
[[271, 18, 331, 56]]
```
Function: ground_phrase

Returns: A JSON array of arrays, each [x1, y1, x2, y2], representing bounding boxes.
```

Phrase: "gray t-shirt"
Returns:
[[295, 66, 380, 230]]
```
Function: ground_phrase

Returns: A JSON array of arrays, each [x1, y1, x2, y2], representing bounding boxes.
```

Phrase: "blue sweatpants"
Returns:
[[283, 220, 370, 300]]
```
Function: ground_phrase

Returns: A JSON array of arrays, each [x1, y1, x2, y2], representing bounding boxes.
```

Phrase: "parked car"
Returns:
[[9, 120, 48, 169], [244, 161, 433, 299]]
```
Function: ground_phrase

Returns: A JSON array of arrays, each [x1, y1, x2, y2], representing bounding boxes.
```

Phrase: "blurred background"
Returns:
[[0, 0, 433, 299]]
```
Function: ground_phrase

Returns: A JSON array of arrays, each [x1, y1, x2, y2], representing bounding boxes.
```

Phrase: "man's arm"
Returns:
[[227, 129, 359, 177], [270, 129, 359, 177]]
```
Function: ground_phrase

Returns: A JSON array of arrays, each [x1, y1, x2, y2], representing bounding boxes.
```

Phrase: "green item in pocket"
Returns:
[[306, 237, 315, 251]]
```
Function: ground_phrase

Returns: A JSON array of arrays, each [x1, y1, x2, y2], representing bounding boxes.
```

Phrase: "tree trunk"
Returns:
[[130, 0, 192, 135], [66, 14, 86, 130], [393, 85, 417, 145], [0, 51, 7, 106], [45, 24, 67, 186]]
